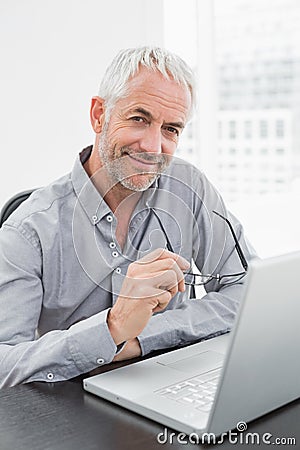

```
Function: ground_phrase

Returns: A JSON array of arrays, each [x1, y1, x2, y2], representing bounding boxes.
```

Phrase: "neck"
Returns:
[[104, 185, 142, 214]]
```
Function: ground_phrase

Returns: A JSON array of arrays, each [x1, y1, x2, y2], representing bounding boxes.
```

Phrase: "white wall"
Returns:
[[0, 0, 164, 206]]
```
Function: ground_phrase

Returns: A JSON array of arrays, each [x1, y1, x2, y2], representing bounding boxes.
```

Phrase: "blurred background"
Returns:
[[1, 0, 299, 257]]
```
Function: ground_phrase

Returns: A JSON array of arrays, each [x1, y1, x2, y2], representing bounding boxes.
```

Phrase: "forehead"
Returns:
[[114, 67, 191, 122]]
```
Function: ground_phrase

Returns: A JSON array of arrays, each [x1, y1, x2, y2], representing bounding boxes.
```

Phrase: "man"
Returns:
[[0, 47, 256, 388]]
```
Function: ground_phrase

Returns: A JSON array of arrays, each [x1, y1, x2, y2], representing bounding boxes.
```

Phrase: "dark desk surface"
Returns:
[[0, 375, 299, 450]]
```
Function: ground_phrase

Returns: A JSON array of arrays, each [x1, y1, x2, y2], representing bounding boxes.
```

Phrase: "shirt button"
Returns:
[[112, 251, 118, 258], [96, 358, 105, 365], [106, 215, 113, 222], [115, 267, 121, 274], [109, 242, 116, 249], [92, 215, 98, 223], [47, 372, 54, 380]]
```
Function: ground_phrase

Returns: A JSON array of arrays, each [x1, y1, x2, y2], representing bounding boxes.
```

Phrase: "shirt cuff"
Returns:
[[137, 312, 177, 356], [67, 308, 117, 372]]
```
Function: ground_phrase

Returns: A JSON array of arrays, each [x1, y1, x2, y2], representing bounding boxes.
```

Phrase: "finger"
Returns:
[[131, 269, 178, 298], [128, 258, 185, 291], [121, 269, 178, 300], [158, 258, 185, 292], [178, 275, 186, 293], [137, 248, 190, 271], [153, 269, 180, 297]]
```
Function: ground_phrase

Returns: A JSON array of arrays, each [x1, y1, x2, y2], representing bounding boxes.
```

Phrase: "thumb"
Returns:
[[152, 289, 172, 313]]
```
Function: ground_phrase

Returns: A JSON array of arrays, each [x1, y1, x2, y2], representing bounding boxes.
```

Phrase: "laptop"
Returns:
[[83, 251, 300, 436]]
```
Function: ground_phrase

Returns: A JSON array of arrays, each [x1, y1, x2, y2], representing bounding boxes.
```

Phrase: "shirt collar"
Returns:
[[71, 146, 111, 224]]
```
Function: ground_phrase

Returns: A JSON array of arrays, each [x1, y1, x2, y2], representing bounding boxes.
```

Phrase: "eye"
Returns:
[[130, 116, 146, 123], [165, 126, 180, 136]]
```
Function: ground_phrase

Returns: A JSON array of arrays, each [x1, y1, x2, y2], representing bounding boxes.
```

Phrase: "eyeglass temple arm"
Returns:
[[212, 210, 248, 271], [151, 208, 175, 253]]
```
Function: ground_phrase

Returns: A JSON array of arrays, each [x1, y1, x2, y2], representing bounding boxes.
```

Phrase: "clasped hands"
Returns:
[[107, 248, 190, 361]]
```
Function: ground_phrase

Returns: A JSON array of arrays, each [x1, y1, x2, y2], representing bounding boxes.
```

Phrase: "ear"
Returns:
[[90, 96, 106, 133]]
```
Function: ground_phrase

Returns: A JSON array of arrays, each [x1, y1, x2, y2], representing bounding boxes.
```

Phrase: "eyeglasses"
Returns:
[[151, 209, 248, 286]]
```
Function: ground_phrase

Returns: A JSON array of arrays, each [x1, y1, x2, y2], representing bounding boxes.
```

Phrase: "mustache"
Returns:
[[120, 148, 169, 165]]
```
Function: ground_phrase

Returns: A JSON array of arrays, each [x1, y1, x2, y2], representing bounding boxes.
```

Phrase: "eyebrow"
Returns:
[[131, 107, 185, 129]]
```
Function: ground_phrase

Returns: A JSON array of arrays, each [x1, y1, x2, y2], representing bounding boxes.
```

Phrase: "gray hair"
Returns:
[[98, 46, 196, 119]]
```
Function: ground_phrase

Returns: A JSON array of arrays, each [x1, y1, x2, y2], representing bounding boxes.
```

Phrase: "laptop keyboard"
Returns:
[[155, 368, 221, 412]]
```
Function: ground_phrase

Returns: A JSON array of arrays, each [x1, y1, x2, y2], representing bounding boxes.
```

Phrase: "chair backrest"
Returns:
[[0, 189, 36, 227]]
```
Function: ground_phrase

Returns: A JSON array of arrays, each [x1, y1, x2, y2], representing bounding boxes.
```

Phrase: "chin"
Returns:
[[120, 173, 157, 192]]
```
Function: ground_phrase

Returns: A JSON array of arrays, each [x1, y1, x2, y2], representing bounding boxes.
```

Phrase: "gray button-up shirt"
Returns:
[[0, 146, 256, 387]]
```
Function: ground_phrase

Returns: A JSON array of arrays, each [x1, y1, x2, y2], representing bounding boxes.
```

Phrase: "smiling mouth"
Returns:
[[127, 153, 160, 167]]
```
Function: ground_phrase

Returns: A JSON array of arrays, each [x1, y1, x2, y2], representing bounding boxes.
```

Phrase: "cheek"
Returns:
[[161, 139, 178, 156], [107, 125, 142, 148]]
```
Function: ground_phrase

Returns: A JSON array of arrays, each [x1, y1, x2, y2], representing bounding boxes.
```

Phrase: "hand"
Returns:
[[112, 338, 142, 362], [107, 248, 190, 345]]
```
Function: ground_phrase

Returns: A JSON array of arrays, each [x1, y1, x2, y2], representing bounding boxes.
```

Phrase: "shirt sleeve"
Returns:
[[137, 282, 246, 355], [138, 172, 258, 356], [0, 224, 117, 388]]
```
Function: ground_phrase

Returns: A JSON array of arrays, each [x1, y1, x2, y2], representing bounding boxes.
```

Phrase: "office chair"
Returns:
[[0, 189, 36, 227]]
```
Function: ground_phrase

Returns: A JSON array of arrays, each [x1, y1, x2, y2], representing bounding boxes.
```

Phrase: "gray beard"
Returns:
[[97, 129, 169, 192]]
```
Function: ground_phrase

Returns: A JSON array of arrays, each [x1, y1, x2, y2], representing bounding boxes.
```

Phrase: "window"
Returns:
[[229, 120, 236, 139], [244, 121, 252, 139], [276, 119, 285, 137], [259, 120, 268, 138], [218, 121, 222, 138], [164, 0, 300, 257]]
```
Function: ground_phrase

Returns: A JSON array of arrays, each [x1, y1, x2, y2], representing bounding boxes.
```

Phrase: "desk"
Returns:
[[0, 376, 299, 450]]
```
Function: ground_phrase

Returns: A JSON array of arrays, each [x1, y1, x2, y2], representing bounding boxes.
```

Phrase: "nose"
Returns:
[[139, 126, 162, 154]]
